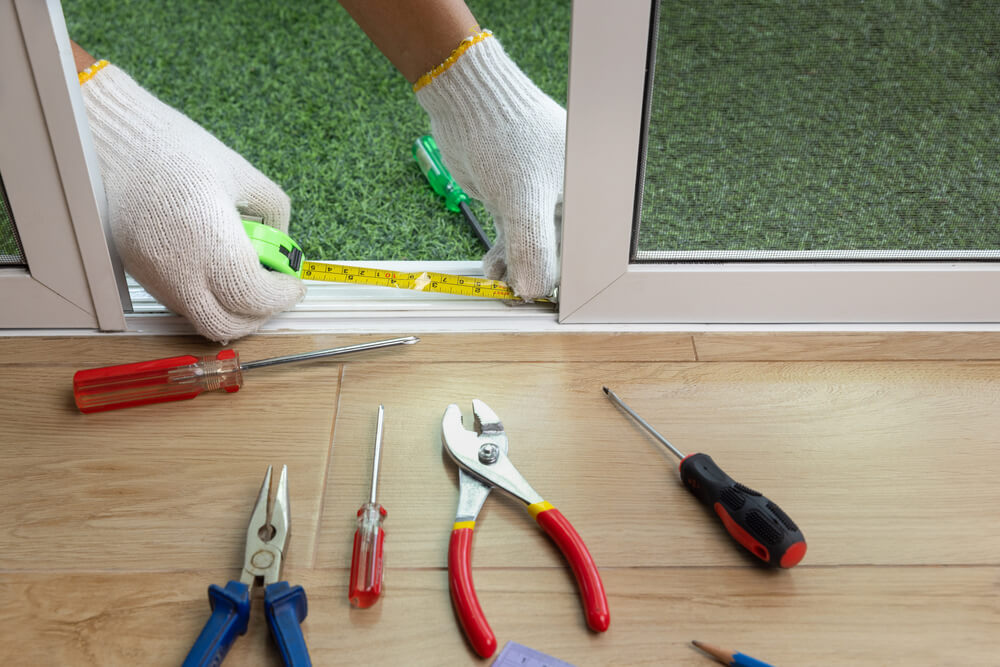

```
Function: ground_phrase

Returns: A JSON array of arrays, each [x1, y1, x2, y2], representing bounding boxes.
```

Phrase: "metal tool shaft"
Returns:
[[240, 336, 419, 371], [370, 405, 384, 503], [603, 387, 686, 459]]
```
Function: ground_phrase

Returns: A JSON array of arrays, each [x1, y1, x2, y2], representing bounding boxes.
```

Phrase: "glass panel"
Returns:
[[0, 174, 26, 266], [636, 1, 1000, 261]]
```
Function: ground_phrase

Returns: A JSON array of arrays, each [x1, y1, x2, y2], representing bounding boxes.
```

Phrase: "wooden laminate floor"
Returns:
[[0, 333, 998, 666]]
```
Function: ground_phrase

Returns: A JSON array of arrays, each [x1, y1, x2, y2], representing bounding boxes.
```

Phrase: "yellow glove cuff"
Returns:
[[78, 59, 110, 85], [412, 31, 493, 92]]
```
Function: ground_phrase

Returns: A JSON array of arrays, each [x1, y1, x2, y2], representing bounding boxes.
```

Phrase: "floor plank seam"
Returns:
[[309, 364, 345, 569]]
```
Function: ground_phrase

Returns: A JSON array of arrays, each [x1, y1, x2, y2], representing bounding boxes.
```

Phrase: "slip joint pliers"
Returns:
[[441, 399, 611, 659]]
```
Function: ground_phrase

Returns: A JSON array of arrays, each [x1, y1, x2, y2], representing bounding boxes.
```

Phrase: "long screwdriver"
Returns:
[[413, 135, 492, 250], [603, 387, 806, 568], [73, 337, 419, 413], [350, 405, 387, 608]]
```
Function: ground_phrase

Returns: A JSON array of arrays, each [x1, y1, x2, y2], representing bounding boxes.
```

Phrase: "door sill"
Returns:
[[6, 260, 1000, 335]]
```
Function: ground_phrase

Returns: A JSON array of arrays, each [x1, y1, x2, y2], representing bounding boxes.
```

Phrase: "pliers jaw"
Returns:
[[470, 398, 504, 435], [241, 465, 290, 587], [442, 400, 507, 457], [441, 401, 543, 509]]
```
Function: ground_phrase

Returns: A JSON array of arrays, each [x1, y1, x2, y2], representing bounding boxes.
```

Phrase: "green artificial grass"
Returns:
[[0, 182, 19, 261], [44, 1, 998, 264], [640, 0, 1000, 254], [63, 0, 571, 261]]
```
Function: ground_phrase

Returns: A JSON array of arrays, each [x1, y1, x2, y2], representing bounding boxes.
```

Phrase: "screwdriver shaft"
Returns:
[[603, 387, 686, 459], [370, 405, 384, 503], [459, 201, 492, 250], [240, 336, 419, 371]]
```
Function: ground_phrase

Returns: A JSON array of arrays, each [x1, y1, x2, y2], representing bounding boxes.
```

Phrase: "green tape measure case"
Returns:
[[242, 219, 303, 276]]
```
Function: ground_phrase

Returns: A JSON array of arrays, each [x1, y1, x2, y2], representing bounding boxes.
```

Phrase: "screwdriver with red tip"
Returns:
[[73, 337, 418, 413], [349, 405, 387, 608], [603, 387, 806, 568]]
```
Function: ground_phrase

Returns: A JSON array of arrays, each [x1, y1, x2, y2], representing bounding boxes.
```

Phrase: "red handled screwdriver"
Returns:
[[604, 387, 806, 568], [349, 404, 387, 608], [73, 337, 418, 413]]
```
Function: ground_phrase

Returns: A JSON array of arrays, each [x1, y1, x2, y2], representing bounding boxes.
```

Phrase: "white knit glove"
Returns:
[[79, 62, 305, 342], [415, 32, 565, 300]]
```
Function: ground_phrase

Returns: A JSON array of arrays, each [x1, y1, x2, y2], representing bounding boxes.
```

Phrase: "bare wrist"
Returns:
[[337, 0, 480, 83], [71, 40, 97, 74]]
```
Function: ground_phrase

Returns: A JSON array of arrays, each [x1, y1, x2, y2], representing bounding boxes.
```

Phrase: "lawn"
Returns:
[[640, 0, 1000, 255], [53, 1, 1000, 263]]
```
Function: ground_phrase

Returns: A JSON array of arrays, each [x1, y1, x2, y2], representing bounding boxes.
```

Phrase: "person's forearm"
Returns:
[[71, 40, 97, 74], [337, 0, 480, 83]]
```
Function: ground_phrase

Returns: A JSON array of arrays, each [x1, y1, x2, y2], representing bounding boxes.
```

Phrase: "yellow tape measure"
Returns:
[[300, 260, 546, 300], [244, 219, 554, 303]]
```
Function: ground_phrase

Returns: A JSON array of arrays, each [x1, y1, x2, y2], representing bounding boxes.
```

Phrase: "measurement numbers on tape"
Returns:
[[300, 261, 530, 300], [244, 219, 555, 303]]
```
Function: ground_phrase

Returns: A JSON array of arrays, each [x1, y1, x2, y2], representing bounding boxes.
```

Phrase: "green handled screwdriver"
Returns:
[[412, 135, 492, 250]]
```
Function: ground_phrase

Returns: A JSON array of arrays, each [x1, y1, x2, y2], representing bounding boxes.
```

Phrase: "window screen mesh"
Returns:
[[0, 175, 26, 267], [636, 1, 1000, 261]]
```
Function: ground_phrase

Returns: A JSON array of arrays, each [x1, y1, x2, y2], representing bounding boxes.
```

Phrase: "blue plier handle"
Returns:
[[183, 581, 249, 666], [183, 466, 311, 666], [265, 582, 310, 665], [183, 581, 310, 666]]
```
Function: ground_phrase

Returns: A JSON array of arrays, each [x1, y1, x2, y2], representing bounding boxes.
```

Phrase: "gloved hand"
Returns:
[[415, 31, 565, 300], [79, 61, 305, 342]]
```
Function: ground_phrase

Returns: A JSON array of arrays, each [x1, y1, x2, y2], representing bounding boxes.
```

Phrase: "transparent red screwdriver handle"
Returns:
[[73, 350, 242, 413]]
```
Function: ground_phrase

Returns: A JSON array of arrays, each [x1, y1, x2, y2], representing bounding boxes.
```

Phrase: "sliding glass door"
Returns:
[[560, 0, 1000, 324]]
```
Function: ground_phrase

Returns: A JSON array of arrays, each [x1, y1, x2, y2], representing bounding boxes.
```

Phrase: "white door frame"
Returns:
[[558, 0, 1000, 325], [0, 0, 127, 329], [7, 0, 1000, 336]]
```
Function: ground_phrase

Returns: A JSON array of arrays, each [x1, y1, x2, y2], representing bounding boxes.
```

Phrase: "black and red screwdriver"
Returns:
[[603, 387, 806, 568]]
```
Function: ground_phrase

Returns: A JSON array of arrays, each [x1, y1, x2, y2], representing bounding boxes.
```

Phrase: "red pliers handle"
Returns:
[[449, 502, 609, 658]]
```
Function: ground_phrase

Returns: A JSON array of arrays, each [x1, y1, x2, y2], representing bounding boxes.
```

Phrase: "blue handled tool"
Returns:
[[183, 465, 311, 666]]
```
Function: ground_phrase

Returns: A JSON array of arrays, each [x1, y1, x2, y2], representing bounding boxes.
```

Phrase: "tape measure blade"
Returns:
[[299, 260, 549, 303]]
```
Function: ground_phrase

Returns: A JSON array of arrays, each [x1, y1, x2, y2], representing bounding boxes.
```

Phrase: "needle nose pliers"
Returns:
[[183, 465, 311, 666], [441, 399, 611, 658]]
